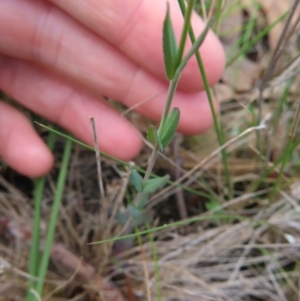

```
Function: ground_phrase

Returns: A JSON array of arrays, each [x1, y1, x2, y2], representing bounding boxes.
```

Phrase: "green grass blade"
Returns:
[[90, 213, 248, 245], [175, 0, 195, 67], [177, 0, 232, 198], [271, 99, 300, 200], [34, 139, 73, 298], [240, 8, 258, 49], [147, 223, 162, 301], [27, 131, 56, 301], [213, 0, 223, 33], [35, 122, 127, 165]]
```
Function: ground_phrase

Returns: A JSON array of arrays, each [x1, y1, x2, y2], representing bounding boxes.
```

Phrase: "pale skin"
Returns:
[[0, 0, 225, 178]]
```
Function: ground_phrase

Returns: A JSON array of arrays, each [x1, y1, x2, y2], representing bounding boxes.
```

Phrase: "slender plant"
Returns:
[[115, 2, 214, 241]]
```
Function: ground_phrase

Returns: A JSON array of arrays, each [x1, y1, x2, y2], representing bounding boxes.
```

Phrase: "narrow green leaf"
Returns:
[[129, 170, 143, 192], [159, 107, 180, 149], [143, 175, 170, 194], [35, 139, 72, 297], [163, 3, 178, 80]]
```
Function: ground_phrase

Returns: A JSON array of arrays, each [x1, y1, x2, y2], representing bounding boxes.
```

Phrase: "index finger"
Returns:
[[46, 0, 225, 92]]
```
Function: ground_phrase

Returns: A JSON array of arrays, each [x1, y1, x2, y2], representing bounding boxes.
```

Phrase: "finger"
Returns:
[[0, 56, 143, 162], [0, 0, 217, 134], [0, 101, 53, 177], [0, 0, 224, 96], [47, 0, 225, 92], [0, 0, 150, 108], [0, 53, 217, 138]]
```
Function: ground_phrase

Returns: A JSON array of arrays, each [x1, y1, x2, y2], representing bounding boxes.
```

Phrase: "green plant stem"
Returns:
[[136, 72, 181, 207], [134, 148, 159, 207], [271, 101, 300, 200], [177, 0, 232, 198], [240, 7, 258, 49], [176, 19, 212, 75], [143, 149, 159, 183], [142, 24, 211, 201], [34, 139, 73, 298], [27, 179, 45, 301], [35, 122, 127, 164], [147, 222, 161, 301], [157, 78, 180, 136], [90, 213, 250, 246], [270, 142, 293, 200], [214, 0, 223, 33], [27, 131, 56, 301], [158, 17, 212, 138], [175, 0, 196, 67], [137, 56, 193, 206]]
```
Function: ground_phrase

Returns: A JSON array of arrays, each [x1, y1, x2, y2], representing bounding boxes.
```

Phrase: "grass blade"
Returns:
[[27, 131, 56, 301], [177, 0, 232, 198], [34, 139, 73, 298]]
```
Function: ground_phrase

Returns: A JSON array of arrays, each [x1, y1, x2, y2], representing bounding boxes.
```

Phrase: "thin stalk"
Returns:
[[177, 0, 232, 198], [143, 149, 159, 183], [270, 142, 293, 201], [199, 0, 207, 20], [90, 213, 249, 246], [175, 0, 196, 67], [135, 76, 180, 206], [271, 82, 290, 132], [263, 0, 299, 83], [176, 19, 213, 74], [135, 229, 151, 301], [90, 117, 105, 199], [271, 101, 300, 200], [35, 122, 127, 165], [289, 102, 300, 141], [264, 82, 290, 168], [134, 148, 159, 207], [240, 7, 258, 49], [27, 131, 56, 301], [157, 78, 180, 136], [214, 0, 223, 33], [35, 139, 73, 297], [147, 222, 161, 301]]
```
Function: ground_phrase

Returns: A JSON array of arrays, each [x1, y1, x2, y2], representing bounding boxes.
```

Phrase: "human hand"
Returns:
[[0, 0, 225, 177]]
